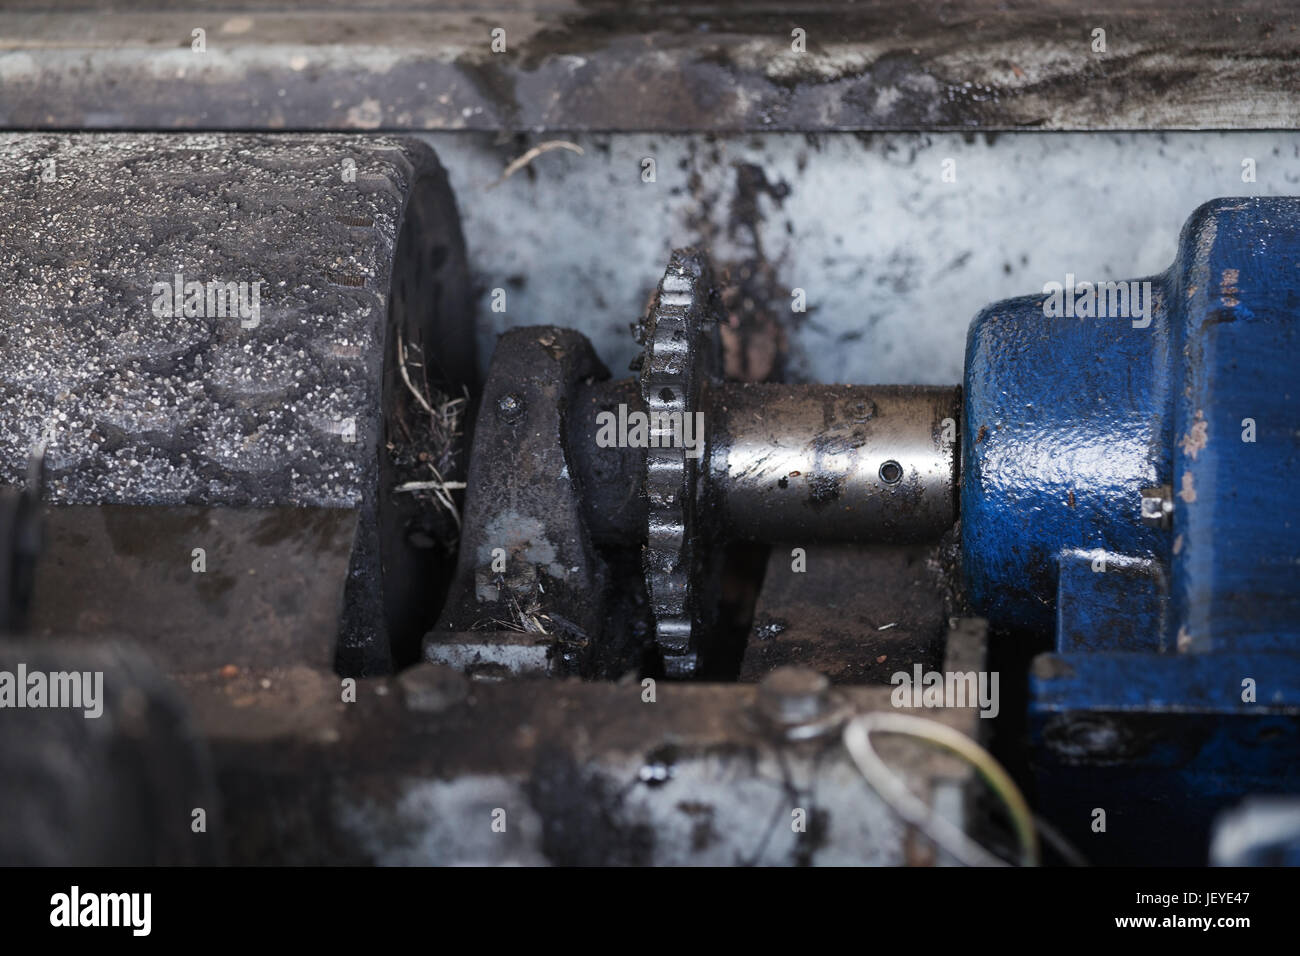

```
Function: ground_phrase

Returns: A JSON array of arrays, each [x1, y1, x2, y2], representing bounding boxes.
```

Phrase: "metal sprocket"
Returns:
[[638, 249, 721, 677]]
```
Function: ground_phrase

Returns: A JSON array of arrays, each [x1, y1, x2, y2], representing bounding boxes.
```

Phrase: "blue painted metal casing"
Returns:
[[961, 251, 1174, 637], [1168, 201, 1300, 654], [962, 198, 1300, 863]]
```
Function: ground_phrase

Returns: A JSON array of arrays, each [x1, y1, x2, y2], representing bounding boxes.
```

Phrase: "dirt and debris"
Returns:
[[683, 153, 795, 384], [387, 336, 467, 549]]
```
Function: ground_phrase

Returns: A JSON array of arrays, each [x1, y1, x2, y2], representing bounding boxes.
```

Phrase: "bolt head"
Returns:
[[496, 392, 525, 424], [758, 666, 831, 727], [1140, 485, 1174, 529]]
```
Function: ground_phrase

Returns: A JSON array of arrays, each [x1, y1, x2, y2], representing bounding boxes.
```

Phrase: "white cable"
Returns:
[[843, 712, 1038, 867]]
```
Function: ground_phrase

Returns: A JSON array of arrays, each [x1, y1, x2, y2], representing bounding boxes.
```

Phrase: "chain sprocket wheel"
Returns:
[[638, 249, 721, 677]]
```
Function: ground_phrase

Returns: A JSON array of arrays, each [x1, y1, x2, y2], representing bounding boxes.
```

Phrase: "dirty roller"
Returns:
[[0, 133, 475, 675]]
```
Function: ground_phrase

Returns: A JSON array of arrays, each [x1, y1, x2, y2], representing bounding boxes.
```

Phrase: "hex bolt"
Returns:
[[496, 392, 526, 424], [1140, 484, 1174, 529], [757, 666, 832, 729]]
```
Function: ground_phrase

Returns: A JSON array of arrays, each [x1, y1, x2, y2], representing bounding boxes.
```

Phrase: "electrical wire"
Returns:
[[842, 711, 1040, 867]]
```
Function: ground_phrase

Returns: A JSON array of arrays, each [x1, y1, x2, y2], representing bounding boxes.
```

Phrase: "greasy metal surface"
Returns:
[[961, 258, 1172, 636], [638, 250, 721, 677], [2, 3, 1299, 131], [1168, 198, 1300, 654], [1054, 549, 1166, 654], [741, 541, 955, 684], [28, 505, 357, 674], [712, 384, 959, 544], [569, 377, 647, 546], [432, 327, 611, 675], [568, 381, 962, 548], [201, 662, 981, 865]]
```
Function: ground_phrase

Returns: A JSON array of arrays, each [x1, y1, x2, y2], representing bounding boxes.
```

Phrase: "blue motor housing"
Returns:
[[962, 197, 1300, 863]]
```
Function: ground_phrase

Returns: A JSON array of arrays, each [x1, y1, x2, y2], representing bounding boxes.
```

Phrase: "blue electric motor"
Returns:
[[961, 197, 1300, 863]]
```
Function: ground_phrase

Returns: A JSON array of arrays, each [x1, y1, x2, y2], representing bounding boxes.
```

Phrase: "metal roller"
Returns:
[[0, 132, 475, 675]]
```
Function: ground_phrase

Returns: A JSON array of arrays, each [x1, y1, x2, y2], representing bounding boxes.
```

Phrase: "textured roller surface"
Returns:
[[0, 133, 437, 506], [0, 133, 474, 674]]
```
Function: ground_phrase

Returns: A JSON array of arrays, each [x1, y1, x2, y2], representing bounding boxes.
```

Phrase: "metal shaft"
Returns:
[[708, 384, 960, 543], [571, 380, 960, 545]]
